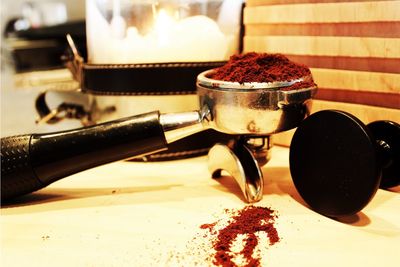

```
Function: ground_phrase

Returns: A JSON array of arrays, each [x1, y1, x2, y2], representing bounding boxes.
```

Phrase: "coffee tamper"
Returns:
[[290, 110, 400, 217]]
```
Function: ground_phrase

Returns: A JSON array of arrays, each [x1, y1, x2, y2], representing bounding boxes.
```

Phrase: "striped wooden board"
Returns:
[[244, 36, 399, 58], [310, 68, 400, 94], [246, 0, 392, 7], [243, 0, 400, 109], [246, 22, 400, 38], [244, 1, 400, 23], [273, 100, 400, 146]]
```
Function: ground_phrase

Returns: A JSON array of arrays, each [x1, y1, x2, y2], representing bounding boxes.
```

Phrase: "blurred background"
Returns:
[[1, 0, 399, 143], [1, 0, 85, 136], [1, 0, 84, 27]]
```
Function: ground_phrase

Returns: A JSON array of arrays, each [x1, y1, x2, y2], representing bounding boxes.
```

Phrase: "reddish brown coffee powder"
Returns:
[[207, 52, 315, 87], [201, 206, 280, 267]]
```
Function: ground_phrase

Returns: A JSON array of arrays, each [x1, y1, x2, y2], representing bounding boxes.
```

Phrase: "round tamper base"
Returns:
[[289, 110, 381, 217]]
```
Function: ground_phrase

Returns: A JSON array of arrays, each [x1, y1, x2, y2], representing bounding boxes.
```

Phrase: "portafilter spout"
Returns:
[[1, 72, 316, 201]]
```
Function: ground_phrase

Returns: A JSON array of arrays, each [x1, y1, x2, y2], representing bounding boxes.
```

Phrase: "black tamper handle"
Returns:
[[1, 111, 167, 201]]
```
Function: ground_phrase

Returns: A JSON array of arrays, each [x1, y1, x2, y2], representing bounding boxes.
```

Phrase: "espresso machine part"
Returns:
[[208, 136, 272, 203], [1, 72, 316, 202], [196, 72, 314, 202], [290, 110, 400, 217]]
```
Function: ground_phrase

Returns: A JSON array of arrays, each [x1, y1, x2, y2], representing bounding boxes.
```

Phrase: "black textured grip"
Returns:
[[1, 135, 44, 202], [1, 111, 168, 201]]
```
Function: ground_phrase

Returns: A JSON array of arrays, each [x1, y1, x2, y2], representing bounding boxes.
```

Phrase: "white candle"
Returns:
[[86, 0, 240, 64]]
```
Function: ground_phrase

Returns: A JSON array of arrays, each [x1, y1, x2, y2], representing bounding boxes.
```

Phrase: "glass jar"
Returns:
[[86, 0, 243, 64]]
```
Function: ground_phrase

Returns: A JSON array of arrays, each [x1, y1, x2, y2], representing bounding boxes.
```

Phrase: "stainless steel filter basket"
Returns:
[[196, 71, 316, 135]]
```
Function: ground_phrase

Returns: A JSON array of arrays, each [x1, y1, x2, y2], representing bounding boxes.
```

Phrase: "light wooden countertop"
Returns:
[[1, 146, 399, 267]]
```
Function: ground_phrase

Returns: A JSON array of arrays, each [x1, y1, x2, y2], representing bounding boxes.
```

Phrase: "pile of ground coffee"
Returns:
[[207, 52, 315, 87]]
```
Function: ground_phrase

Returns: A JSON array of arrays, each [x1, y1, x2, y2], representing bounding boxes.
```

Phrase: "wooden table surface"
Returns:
[[1, 146, 399, 267]]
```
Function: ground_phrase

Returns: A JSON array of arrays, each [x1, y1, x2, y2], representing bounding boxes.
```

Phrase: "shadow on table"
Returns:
[[211, 166, 305, 204], [1, 184, 182, 214], [388, 185, 400, 193], [210, 173, 247, 203], [212, 166, 380, 227], [266, 167, 400, 228], [264, 167, 375, 227]]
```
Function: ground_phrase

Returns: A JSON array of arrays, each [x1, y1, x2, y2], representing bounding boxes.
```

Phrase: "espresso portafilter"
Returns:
[[1, 71, 316, 202]]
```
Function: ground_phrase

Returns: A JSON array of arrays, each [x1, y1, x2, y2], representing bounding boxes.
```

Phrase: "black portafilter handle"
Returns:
[[1, 111, 168, 202], [290, 110, 400, 218]]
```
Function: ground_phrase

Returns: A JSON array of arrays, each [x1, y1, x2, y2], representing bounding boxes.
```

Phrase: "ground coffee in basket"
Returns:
[[207, 52, 316, 89]]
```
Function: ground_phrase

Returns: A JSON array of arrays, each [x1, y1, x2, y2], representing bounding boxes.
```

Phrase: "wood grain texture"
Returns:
[[244, 1, 400, 24], [244, 36, 400, 58], [310, 68, 400, 94], [284, 55, 400, 74], [245, 22, 400, 38], [243, 1, 400, 109], [246, 0, 388, 7], [315, 89, 400, 109], [274, 100, 400, 146]]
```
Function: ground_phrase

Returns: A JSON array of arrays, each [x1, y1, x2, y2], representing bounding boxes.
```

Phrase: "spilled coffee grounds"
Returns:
[[207, 52, 315, 87], [201, 206, 280, 267], [162, 206, 280, 266]]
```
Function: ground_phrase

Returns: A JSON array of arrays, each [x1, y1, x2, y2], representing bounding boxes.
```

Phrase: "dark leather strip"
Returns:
[[81, 61, 226, 95]]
